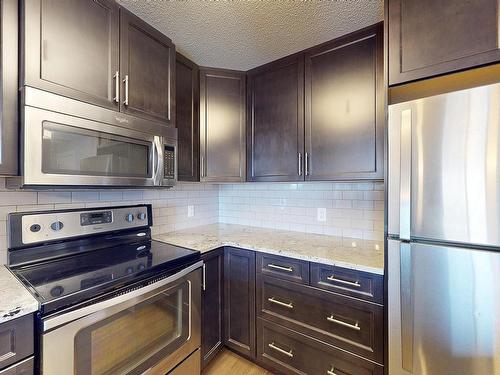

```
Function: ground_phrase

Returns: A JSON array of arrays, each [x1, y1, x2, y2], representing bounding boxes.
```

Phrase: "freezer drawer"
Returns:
[[388, 239, 500, 375], [388, 83, 500, 247]]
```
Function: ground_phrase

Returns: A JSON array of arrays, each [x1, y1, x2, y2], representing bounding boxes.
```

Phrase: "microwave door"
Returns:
[[388, 83, 500, 247], [23, 106, 158, 187]]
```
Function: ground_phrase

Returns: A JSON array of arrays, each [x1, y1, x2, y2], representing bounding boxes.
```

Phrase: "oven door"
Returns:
[[22, 106, 165, 187], [41, 263, 201, 375]]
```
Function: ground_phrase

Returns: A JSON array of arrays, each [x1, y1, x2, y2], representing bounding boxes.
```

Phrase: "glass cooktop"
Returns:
[[11, 240, 200, 315]]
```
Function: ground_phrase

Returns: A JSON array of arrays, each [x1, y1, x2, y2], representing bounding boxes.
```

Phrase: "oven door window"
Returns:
[[74, 282, 189, 375], [41, 122, 152, 178]]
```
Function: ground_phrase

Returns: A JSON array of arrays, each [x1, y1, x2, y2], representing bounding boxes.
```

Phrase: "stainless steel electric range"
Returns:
[[7, 204, 202, 375]]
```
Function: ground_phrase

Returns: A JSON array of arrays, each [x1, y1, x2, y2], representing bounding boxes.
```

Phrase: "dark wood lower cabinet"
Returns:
[[223, 247, 256, 359], [257, 318, 383, 375], [201, 249, 224, 369], [0, 315, 34, 371]]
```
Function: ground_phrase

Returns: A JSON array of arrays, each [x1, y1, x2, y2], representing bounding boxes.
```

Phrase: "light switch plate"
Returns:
[[187, 205, 195, 218], [317, 207, 326, 222]]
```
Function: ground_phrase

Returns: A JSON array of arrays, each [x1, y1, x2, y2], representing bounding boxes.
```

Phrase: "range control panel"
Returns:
[[9, 205, 151, 247]]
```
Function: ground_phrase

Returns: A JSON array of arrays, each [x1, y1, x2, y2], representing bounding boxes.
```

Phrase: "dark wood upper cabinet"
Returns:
[[23, 0, 120, 110], [224, 247, 256, 359], [120, 8, 175, 125], [388, 0, 500, 85], [247, 54, 304, 182], [176, 53, 200, 182], [200, 68, 246, 182], [0, 0, 19, 175], [201, 248, 224, 369], [304, 23, 384, 181]]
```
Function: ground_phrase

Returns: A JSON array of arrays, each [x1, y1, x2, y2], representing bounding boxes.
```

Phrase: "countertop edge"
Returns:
[[0, 267, 39, 324]]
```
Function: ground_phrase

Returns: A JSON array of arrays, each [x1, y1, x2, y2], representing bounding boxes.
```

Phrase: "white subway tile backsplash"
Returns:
[[219, 182, 385, 241]]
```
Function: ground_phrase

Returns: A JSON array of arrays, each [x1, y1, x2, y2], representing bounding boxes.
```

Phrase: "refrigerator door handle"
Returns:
[[399, 109, 412, 241], [400, 242, 413, 372]]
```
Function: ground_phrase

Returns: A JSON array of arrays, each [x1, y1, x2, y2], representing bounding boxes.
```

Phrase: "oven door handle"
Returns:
[[42, 260, 203, 332]]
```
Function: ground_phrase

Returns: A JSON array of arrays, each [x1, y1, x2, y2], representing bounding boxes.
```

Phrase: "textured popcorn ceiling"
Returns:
[[118, 0, 383, 71]]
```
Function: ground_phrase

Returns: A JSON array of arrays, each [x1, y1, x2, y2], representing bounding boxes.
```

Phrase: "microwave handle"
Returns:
[[42, 260, 203, 332], [153, 136, 162, 185]]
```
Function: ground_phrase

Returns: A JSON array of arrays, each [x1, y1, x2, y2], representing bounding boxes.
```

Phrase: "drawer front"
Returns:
[[0, 315, 34, 371], [0, 357, 33, 375], [257, 253, 309, 284], [311, 263, 383, 304], [257, 275, 383, 363], [257, 318, 383, 375]]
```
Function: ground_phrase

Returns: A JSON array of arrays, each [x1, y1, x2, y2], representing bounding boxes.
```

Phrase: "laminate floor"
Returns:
[[203, 349, 273, 375]]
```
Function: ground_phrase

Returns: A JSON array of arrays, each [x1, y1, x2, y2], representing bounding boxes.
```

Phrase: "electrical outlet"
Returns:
[[187, 205, 195, 218], [280, 198, 286, 206], [317, 207, 326, 222]]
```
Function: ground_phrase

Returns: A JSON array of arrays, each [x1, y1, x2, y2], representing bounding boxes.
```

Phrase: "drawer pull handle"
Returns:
[[326, 315, 361, 331], [327, 367, 339, 375], [268, 297, 294, 309], [268, 342, 294, 358], [268, 264, 293, 273], [326, 275, 360, 288]]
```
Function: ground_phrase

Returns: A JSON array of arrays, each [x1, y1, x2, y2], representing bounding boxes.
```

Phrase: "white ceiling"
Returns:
[[118, 0, 383, 71]]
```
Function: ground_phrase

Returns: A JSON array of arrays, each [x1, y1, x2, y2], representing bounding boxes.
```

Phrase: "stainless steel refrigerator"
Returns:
[[388, 82, 500, 375]]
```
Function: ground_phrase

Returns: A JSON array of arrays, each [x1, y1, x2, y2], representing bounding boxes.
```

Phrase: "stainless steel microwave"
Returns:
[[8, 87, 177, 188]]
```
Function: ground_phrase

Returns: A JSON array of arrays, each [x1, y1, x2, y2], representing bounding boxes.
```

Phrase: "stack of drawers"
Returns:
[[255, 253, 384, 375]]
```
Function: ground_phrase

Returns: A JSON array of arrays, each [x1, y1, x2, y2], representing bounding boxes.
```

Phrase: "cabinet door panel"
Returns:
[[200, 69, 246, 182], [388, 0, 500, 85], [201, 249, 224, 369], [305, 23, 383, 180], [176, 54, 199, 182], [224, 247, 256, 359], [247, 54, 304, 181], [23, 0, 119, 109], [120, 9, 174, 124]]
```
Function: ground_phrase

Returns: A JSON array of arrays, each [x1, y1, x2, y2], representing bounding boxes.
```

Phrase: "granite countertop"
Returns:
[[155, 224, 384, 275], [0, 266, 38, 324]]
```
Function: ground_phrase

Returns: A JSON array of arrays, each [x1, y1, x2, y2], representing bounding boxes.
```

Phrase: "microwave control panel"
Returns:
[[164, 145, 175, 179]]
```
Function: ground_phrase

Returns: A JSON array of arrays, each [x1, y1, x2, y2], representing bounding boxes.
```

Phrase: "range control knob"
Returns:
[[137, 212, 147, 221], [125, 213, 134, 222], [30, 224, 41, 233], [50, 221, 64, 231]]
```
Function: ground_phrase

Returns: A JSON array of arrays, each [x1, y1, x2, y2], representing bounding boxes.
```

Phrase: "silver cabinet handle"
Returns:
[[326, 315, 361, 331], [201, 156, 205, 178], [268, 264, 293, 273], [113, 71, 119, 103], [327, 367, 338, 375], [202, 263, 206, 291], [305, 152, 309, 176], [298, 153, 302, 176], [123, 74, 129, 106], [326, 275, 361, 288], [268, 297, 294, 309], [268, 342, 293, 358]]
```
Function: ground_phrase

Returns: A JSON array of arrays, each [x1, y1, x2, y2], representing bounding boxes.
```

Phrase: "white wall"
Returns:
[[0, 180, 218, 264], [219, 182, 384, 241]]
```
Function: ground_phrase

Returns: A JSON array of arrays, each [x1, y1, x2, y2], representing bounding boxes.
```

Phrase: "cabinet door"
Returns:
[[388, 0, 500, 85], [201, 249, 224, 369], [120, 9, 175, 125], [0, 0, 18, 175], [23, 0, 120, 110], [176, 54, 200, 182], [224, 247, 256, 359], [200, 68, 246, 182], [305, 23, 384, 181], [247, 54, 304, 182], [0, 315, 34, 371]]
